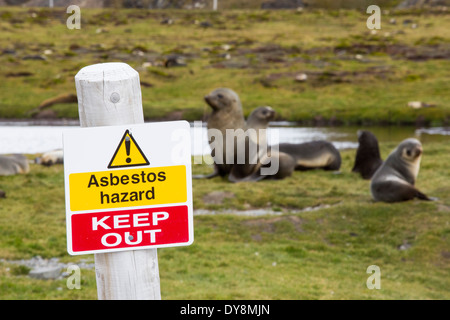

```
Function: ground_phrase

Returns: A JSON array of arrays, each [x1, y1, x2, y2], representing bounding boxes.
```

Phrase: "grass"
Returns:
[[0, 8, 449, 124], [0, 140, 449, 299], [0, 6, 448, 300]]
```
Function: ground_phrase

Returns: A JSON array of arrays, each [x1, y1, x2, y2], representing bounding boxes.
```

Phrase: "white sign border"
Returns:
[[63, 121, 194, 256]]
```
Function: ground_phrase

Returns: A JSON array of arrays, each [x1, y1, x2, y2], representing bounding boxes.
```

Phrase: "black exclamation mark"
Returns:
[[125, 135, 131, 163]]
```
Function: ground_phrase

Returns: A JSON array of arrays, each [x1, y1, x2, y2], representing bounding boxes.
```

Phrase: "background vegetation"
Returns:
[[0, 7, 449, 125]]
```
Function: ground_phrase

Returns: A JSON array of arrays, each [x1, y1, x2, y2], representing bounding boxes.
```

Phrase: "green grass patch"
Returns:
[[0, 8, 448, 124], [0, 140, 448, 299]]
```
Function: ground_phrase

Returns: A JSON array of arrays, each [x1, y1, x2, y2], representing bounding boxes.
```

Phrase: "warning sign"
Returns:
[[63, 121, 193, 255], [108, 130, 150, 169]]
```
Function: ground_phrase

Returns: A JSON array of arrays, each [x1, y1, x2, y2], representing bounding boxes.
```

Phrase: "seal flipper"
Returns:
[[415, 189, 434, 201], [372, 181, 432, 203], [229, 171, 267, 183]]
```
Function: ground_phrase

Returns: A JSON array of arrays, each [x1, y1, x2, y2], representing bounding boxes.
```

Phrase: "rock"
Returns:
[[217, 53, 231, 60], [408, 101, 436, 109], [28, 266, 62, 280], [403, 19, 414, 25], [4, 0, 28, 5], [95, 28, 108, 34], [164, 55, 187, 68], [199, 21, 212, 28], [408, 101, 422, 109], [202, 191, 235, 205], [0, 190, 6, 198], [5, 256, 95, 281], [294, 73, 308, 82], [2, 49, 16, 55], [5, 71, 33, 77], [221, 44, 232, 51], [397, 0, 448, 9], [22, 0, 105, 8], [398, 243, 412, 251], [261, 0, 304, 9], [22, 54, 47, 61], [160, 18, 173, 25], [140, 80, 153, 88]]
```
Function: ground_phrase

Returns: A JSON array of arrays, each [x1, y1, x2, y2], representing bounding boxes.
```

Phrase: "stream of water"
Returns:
[[0, 120, 448, 155]]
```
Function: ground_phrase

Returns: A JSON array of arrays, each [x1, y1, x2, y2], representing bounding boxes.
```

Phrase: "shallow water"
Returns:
[[0, 120, 448, 155]]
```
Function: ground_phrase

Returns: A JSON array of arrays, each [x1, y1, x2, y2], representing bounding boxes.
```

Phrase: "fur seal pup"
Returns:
[[193, 88, 245, 179], [245, 106, 275, 137], [276, 141, 341, 171], [229, 106, 295, 182], [0, 154, 30, 176], [370, 138, 432, 202], [28, 93, 77, 117], [352, 130, 383, 179], [35, 149, 64, 166]]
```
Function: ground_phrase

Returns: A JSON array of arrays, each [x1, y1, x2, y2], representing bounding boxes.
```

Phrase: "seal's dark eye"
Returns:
[[217, 94, 223, 99], [406, 150, 411, 156]]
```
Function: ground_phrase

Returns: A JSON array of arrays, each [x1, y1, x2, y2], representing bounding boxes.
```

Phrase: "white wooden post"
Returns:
[[74, 62, 161, 300], [213, 0, 218, 10]]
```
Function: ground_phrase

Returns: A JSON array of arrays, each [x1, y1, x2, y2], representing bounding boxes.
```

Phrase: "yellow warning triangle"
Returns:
[[108, 130, 150, 169]]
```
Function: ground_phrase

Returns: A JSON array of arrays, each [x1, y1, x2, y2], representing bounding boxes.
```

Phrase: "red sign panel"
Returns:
[[69, 205, 190, 254]]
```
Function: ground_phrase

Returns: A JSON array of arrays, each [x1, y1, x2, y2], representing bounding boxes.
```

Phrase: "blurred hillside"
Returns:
[[1, 0, 449, 9]]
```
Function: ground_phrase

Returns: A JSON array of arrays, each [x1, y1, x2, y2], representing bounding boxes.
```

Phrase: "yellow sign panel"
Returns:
[[69, 165, 187, 212], [108, 130, 150, 169]]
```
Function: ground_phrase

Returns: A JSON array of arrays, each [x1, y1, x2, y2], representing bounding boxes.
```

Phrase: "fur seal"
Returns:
[[194, 88, 245, 179], [245, 106, 275, 133], [370, 138, 432, 202], [28, 93, 77, 117], [276, 141, 341, 171], [229, 106, 295, 182], [352, 130, 383, 179], [0, 154, 30, 176], [233, 151, 296, 182], [35, 149, 64, 166]]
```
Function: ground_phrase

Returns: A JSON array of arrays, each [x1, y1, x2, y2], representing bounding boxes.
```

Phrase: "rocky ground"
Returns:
[[1, 256, 94, 280]]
